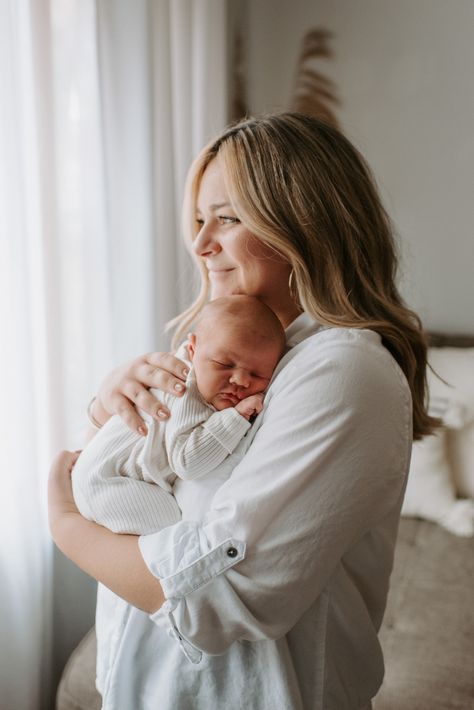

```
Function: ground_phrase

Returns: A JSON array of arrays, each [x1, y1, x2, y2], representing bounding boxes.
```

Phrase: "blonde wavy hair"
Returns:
[[168, 112, 437, 440]]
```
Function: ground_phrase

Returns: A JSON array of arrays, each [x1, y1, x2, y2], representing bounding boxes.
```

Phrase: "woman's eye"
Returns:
[[217, 215, 239, 225], [195, 216, 239, 229]]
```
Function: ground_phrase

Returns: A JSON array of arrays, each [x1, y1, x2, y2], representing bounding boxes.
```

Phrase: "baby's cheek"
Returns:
[[249, 383, 265, 397]]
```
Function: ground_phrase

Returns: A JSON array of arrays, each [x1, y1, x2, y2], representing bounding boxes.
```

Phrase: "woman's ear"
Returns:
[[187, 333, 197, 361]]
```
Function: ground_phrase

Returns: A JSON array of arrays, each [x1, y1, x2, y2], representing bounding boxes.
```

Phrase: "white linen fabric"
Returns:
[[72, 357, 251, 534], [95, 313, 412, 710]]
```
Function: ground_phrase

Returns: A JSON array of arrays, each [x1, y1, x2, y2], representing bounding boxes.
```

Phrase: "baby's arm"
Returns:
[[165, 385, 255, 481]]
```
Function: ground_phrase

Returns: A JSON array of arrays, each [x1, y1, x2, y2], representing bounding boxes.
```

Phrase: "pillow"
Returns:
[[401, 347, 474, 537], [428, 347, 474, 423], [428, 347, 474, 499], [448, 423, 474, 498]]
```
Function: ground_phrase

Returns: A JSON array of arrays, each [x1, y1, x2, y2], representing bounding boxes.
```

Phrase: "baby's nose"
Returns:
[[229, 369, 250, 387]]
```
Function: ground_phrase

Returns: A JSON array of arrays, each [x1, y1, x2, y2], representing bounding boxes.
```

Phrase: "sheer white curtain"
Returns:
[[0, 0, 228, 708]]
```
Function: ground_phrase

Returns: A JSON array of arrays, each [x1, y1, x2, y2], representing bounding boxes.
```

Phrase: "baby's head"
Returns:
[[187, 296, 286, 410]]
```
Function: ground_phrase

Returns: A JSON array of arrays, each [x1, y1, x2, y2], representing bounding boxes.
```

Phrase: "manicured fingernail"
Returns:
[[138, 425, 147, 436], [174, 383, 184, 392], [182, 368, 189, 377], [157, 409, 169, 419]]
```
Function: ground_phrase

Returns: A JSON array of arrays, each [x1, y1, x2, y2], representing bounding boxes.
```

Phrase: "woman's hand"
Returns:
[[94, 352, 190, 435], [48, 450, 82, 539]]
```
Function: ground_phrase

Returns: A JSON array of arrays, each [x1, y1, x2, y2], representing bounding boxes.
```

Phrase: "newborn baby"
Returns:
[[72, 295, 285, 534]]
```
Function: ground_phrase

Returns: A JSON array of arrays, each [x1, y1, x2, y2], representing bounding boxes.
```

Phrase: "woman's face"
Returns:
[[193, 158, 299, 327]]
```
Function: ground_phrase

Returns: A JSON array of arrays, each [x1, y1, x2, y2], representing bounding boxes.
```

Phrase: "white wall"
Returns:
[[244, 0, 474, 334]]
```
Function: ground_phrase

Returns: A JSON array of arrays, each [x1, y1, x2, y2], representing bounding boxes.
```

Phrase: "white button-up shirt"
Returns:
[[95, 314, 412, 710]]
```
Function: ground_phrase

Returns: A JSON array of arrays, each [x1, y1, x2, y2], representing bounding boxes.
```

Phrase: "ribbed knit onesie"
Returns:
[[72, 364, 251, 535]]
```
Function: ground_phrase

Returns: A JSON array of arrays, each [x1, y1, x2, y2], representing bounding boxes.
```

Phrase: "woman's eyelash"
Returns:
[[195, 216, 240, 227], [217, 216, 239, 224]]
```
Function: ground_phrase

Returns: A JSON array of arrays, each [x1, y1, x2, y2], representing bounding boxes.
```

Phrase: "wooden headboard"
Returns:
[[428, 333, 474, 348]]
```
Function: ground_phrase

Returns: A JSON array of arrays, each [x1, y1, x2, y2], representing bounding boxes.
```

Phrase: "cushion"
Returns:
[[448, 423, 474, 498], [402, 347, 474, 536], [428, 347, 474, 422]]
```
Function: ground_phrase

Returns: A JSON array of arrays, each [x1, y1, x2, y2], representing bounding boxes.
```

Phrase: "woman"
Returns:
[[49, 113, 437, 710]]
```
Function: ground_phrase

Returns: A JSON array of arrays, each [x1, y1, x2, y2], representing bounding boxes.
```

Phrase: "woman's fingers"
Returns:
[[142, 352, 189, 392], [146, 351, 189, 378], [109, 393, 156, 435], [134, 364, 187, 399], [51, 449, 81, 473], [96, 351, 190, 435], [120, 385, 171, 421]]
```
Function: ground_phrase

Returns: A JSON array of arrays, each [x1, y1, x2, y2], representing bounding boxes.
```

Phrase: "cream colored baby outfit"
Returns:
[[72, 361, 251, 535]]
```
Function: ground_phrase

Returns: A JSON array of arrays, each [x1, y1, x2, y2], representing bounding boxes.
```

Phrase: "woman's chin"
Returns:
[[210, 285, 244, 299]]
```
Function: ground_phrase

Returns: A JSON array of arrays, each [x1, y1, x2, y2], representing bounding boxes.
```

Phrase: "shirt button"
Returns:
[[227, 547, 238, 558]]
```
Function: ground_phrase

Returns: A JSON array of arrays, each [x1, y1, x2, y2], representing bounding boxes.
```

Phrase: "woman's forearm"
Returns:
[[51, 512, 165, 613], [48, 447, 166, 613]]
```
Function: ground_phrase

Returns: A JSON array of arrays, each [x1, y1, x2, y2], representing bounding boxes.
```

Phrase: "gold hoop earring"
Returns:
[[288, 269, 298, 302]]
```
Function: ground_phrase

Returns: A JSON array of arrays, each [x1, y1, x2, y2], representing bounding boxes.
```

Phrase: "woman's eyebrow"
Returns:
[[196, 202, 231, 214]]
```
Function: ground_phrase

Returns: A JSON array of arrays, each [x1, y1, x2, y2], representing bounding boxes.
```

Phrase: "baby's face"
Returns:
[[188, 327, 282, 410]]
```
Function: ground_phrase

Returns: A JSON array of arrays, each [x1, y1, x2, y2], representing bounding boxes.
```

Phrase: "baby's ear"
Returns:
[[187, 333, 197, 361]]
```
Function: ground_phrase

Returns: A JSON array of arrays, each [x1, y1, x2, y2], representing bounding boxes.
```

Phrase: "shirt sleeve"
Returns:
[[164, 382, 251, 481], [139, 332, 412, 659]]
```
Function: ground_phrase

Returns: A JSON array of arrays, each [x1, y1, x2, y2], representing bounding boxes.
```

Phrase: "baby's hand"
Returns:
[[235, 393, 264, 421]]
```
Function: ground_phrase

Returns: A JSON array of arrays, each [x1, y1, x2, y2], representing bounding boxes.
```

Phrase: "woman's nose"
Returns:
[[193, 222, 220, 257]]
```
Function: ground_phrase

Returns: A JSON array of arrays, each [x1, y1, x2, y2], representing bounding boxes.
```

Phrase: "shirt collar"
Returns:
[[284, 311, 323, 348]]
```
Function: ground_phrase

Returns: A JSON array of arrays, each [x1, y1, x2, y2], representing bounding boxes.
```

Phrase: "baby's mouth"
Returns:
[[218, 392, 239, 405]]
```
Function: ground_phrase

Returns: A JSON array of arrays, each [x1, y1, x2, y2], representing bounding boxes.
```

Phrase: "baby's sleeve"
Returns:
[[165, 383, 251, 480]]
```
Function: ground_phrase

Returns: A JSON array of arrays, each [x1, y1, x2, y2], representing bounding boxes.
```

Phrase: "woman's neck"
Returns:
[[275, 303, 304, 329]]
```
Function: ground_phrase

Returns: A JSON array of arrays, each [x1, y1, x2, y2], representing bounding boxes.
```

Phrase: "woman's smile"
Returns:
[[193, 157, 300, 327], [208, 268, 235, 275]]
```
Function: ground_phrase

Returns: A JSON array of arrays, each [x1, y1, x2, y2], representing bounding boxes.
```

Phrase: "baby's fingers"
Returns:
[[253, 398, 264, 415]]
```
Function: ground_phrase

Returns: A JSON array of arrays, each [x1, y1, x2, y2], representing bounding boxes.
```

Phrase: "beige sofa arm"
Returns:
[[56, 627, 101, 710]]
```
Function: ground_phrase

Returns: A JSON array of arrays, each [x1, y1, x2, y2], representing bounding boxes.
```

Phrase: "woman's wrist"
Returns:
[[87, 395, 111, 429]]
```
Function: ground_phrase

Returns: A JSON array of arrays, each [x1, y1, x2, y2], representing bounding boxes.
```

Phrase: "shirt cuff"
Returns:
[[139, 521, 246, 595], [138, 521, 246, 661]]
